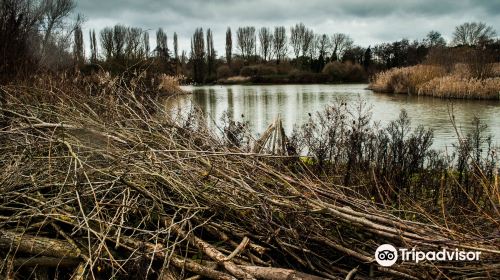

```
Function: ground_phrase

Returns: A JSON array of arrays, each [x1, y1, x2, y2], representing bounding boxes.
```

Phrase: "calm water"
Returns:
[[168, 84, 500, 149]]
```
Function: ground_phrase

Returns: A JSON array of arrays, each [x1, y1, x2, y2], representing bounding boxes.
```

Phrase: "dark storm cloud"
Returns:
[[77, 0, 500, 54]]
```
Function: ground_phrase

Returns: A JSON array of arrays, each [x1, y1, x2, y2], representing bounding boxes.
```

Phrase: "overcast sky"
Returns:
[[77, 0, 500, 56]]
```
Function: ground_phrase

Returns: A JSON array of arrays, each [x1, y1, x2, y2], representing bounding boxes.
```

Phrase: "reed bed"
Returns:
[[419, 75, 500, 99], [370, 63, 500, 100], [157, 74, 188, 95], [369, 65, 446, 94], [0, 76, 499, 280], [492, 63, 500, 77]]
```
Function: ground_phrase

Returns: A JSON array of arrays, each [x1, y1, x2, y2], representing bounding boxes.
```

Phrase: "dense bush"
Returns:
[[239, 66, 257, 77], [288, 70, 329, 83], [288, 99, 498, 209], [229, 58, 245, 76], [240, 65, 277, 76], [275, 62, 295, 75], [216, 65, 232, 79], [322, 61, 367, 83]]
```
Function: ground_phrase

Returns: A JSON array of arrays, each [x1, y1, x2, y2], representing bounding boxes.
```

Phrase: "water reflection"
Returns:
[[167, 84, 500, 149]]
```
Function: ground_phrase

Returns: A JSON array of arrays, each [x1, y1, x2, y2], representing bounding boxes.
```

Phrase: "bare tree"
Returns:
[[89, 29, 98, 62], [0, 0, 44, 82], [206, 28, 216, 78], [309, 35, 319, 60], [225, 27, 232, 64], [272, 26, 287, 64], [317, 34, 330, 59], [311, 34, 330, 71], [237, 26, 256, 59], [1, 0, 81, 79], [302, 28, 314, 57], [73, 24, 84, 64], [173, 32, 178, 60], [424, 31, 446, 48], [38, 0, 81, 69], [113, 25, 127, 60], [126, 27, 143, 60], [191, 28, 205, 83], [143, 32, 150, 58], [330, 33, 353, 61], [156, 28, 168, 59], [100, 27, 114, 61], [452, 22, 496, 46], [181, 50, 187, 65], [259, 27, 272, 62], [342, 45, 364, 64], [40, 0, 76, 48], [290, 23, 306, 60]]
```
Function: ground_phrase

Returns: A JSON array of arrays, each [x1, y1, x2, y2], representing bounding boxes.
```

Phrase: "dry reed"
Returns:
[[370, 65, 446, 94], [419, 75, 500, 99], [370, 63, 500, 100]]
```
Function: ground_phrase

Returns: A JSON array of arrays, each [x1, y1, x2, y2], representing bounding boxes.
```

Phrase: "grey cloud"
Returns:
[[77, 0, 500, 54]]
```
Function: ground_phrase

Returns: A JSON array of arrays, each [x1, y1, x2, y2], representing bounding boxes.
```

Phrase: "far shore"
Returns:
[[184, 75, 369, 86]]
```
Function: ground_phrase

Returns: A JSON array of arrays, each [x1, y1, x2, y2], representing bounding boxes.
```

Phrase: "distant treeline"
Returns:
[[1, 0, 499, 85], [82, 22, 499, 84]]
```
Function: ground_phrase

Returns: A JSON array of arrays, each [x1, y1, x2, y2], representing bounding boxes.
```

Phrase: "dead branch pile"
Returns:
[[0, 83, 499, 280]]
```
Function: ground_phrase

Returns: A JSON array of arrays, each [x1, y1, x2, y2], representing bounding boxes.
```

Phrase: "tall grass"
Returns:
[[419, 75, 500, 99], [370, 63, 500, 99], [157, 74, 187, 95], [369, 65, 446, 94]]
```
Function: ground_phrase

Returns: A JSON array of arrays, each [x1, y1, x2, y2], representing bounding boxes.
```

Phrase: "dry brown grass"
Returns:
[[158, 74, 188, 95], [370, 63, 500, 99], [419, 75, 500, 99], [492, 62, 500, 77], [219, 75, 252, 84], [370, 65, 446, 94]]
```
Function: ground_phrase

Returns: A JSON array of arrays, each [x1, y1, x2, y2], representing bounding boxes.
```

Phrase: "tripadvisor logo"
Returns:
[[374, 244, 481, 267], [375, 244, 398, 266]]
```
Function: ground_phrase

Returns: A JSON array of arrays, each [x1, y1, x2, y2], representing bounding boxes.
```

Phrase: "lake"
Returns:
[[168, 84, 500, 150]]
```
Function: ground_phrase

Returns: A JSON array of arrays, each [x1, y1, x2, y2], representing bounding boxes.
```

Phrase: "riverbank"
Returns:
[[369, 63, 500, 100], [215, 61, 368, 85], [217, 73, 334, 85], [1, 74, 499, 279]]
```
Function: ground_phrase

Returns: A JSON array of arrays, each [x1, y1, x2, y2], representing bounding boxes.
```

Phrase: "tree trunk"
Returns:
[[0, 230, 79, 258]]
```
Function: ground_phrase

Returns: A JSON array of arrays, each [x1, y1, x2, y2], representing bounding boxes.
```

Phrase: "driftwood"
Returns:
[[252, 115, 289, 155], [12, 257, 81, 267], [0, 84, 499, 279], [0, 230, 79, 258]]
